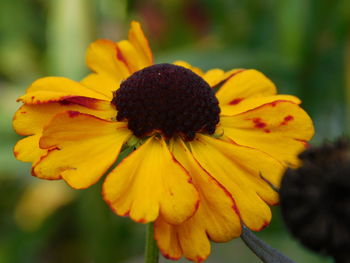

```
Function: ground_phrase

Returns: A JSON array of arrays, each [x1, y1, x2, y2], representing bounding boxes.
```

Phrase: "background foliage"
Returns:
[[0, 0, 349, 262]]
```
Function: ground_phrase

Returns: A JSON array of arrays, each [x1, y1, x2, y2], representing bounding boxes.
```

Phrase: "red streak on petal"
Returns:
[[31, 148, 62, 179], [122, 211, 130, 217], [295, 139, 309, 148], [63, 96, 104, 110], [67, 111, 80, 118], [284, 115, 294, 121], [257, 220, 270, 231], [255, 122, 266, 128], [252, 118, 267, 129], [272, 200, 280, 206], [195, 256, 205, 263], [264, 129, 271, 133], [252, 118, 261, 123], [20, 111, 27, 114], [271, 102, 277, 107], [137, 218, 147, 224], [116, 45, 127, 64], [280, 115, 294, 126], [229, 98, 243, 105], [232, 203, 241, 218], [116, 45, 132, 73], [163, 253, 181, 260], [194, 199, 200, 211], [211, 69, 246, 89]]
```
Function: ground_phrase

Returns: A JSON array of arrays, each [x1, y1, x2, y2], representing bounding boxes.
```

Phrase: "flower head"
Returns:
[[13, 21, 314, 261], [280, 138, 350, 262], [112, 63, 220, 140]]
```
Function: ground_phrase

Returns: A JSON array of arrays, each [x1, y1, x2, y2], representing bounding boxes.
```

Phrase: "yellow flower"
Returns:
[[13, 21, 314, 261]]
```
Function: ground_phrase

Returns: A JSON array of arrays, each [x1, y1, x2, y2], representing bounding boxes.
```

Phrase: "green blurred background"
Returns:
[[0, 0, 349, 262]]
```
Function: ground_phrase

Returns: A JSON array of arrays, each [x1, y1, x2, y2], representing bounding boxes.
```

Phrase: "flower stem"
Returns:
[[241, 225, 296, 263], [145, 223, 159, 263]]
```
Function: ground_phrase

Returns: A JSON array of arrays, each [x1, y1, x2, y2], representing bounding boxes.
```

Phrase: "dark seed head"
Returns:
[[112, 63, 220, 140], [280, 138, 350, 262]]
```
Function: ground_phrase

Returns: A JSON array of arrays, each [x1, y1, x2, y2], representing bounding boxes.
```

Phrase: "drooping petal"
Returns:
[[33, 112, 131, 188], [102, 136, 199, 224], [154, 219, 183, 260], [216, 69, 276, 105], [86, 39, 130, 82], [18, 77, 110, 104], [154, 138, 242, 262], [221, 101, 314, 168], [155, 217, 210, 263], [170, 138, 242, 241], [190, 134, 282, 231], [14, 135, 46, 164]]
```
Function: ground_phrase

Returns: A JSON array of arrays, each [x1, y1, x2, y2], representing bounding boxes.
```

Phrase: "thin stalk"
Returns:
[[145, 223, 159, 263], [241, 225, 296, 263]]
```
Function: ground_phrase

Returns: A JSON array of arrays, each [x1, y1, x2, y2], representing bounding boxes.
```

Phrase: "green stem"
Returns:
[[145, 223, 159, 263], [241, 225, 295, 263]]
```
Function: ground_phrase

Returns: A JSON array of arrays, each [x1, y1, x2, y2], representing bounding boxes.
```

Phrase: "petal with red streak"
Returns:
[[216, 69, 276, 106], [220, 101, 314, 168], [190, 135, 282, 231], [18, 77, 110, 104], [33, 112, 131, 188]]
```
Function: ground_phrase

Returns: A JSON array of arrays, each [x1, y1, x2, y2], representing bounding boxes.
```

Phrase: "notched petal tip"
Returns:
[[102, 136, 199, 225]]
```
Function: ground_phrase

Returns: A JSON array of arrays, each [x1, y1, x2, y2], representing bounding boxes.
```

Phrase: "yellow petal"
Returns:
[[154, 219, 183, 260], [216, 69, 276, 106], [190, 135, 282, 231], [62, 96, 116, 113], [220, 95, 301, 116], [170, 138, 241, 242], [153, 138, 242, 262], [33, 112, 131, 188], [13, 103, 117, 167], [172, 61, 242, 89], [14, 135, 47, 164], [103, 136, 199, 224], [80, 73, 117, 100], [13, 103, 115, 136], [173, 61, 204, 77], [18, 77, 110, 104], [117, 40, 150, 73], [203, 69, 242, 88], [128, 21, 153, 66], [155, 216, 210, 263], [221, 101, 314, 168], [86, 39, 130, 81]]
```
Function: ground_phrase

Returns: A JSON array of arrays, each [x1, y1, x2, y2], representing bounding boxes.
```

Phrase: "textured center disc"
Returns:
[[112, 63, 220, 141]]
